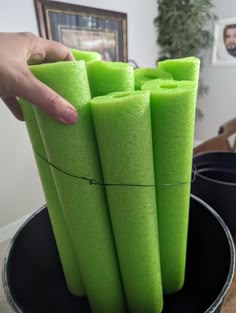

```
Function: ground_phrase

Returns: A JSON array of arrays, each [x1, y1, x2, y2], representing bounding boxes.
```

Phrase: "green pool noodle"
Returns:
[[158, 56, 200, 82], [19, 100, 84, 296], [71, 48, 101, 62], [86, 60, 134, 97], [134, 67, 173, 90], [142, 78, 198, 294], [31, 60, 126, 313], [91, 90, 163, 313]]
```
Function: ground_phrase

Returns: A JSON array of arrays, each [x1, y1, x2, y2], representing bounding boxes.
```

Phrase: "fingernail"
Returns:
[[61, 107, 78, 124]]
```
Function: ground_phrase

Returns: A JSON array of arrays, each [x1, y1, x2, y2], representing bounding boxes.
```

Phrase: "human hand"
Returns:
[[0, 32, 78, 124]]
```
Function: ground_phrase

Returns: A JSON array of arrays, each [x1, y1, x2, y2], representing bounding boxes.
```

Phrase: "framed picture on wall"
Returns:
[[34, 0, 128, 62], [212, 17, 236, 66]]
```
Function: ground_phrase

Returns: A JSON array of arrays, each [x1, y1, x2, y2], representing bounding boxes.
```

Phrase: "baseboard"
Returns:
[[0, 214, 32, 244]]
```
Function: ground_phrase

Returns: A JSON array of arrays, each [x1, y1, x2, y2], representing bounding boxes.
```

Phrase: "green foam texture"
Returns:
[[134, 67, 173, 90], [71, 49, 101, 62], [19, 100, 84, 296], [143, 79, 197, 294], [86, 60, 134, 97], [158, 57, 200, 82], [31, 61, 125, 313], [91, 90, 163, 313]]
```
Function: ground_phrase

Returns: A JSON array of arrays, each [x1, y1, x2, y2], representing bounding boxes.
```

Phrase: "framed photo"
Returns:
[[212, 17, 236, 66], [34, 0, 128, 62]]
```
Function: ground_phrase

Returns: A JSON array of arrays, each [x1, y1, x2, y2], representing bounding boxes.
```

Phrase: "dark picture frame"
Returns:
[[34, 0, 128, 62]]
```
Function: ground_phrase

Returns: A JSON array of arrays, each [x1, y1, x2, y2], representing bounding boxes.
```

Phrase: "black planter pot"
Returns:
[[192, 151, 236, 235], [2, 195, 235, 313]]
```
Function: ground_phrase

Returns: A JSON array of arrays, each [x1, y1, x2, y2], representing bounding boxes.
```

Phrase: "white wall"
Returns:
[[0, 0, 158, 230], [0, 0, 45, 230], [195, 0, 236, 140]]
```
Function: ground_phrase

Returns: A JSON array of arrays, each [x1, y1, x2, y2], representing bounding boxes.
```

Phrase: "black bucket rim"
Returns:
[[195, 168, 236, 186], [193, 151, 236, 186], [2, 195, 235, 313]]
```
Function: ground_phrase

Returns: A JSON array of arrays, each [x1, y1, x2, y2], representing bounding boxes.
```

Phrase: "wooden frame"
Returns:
[[34, 0, 128, 62]]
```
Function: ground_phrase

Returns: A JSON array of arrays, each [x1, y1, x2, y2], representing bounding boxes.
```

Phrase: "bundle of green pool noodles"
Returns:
[[21, 48, 200, 313]]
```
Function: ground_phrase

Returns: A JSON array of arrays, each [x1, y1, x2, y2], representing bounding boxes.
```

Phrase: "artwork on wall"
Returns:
[[212, 17, 236, 66], [34, 0, 128, 62]]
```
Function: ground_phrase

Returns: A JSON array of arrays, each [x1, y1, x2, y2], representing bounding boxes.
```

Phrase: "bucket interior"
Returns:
[[192, 152, 236, 235], [3, 195, 235, 313]]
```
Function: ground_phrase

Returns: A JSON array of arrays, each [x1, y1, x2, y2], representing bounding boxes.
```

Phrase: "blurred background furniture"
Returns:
[[194, 118, 236, 155]]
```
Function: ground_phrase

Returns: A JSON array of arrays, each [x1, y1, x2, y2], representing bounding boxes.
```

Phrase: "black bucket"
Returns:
[[2, 194, 235, 313], [192, 151, 236, 235]]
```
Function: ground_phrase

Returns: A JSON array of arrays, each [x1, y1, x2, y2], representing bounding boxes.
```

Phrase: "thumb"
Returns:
[[17, 70, 78, 124]]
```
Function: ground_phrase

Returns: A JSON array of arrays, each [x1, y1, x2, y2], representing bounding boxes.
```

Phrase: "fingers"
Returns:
[[16, 70, 78, 124], [2, 96, 24, 121], [28, 34, 74, 65], [0, 32, 77, 123], [43, 39, 74, 62]]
